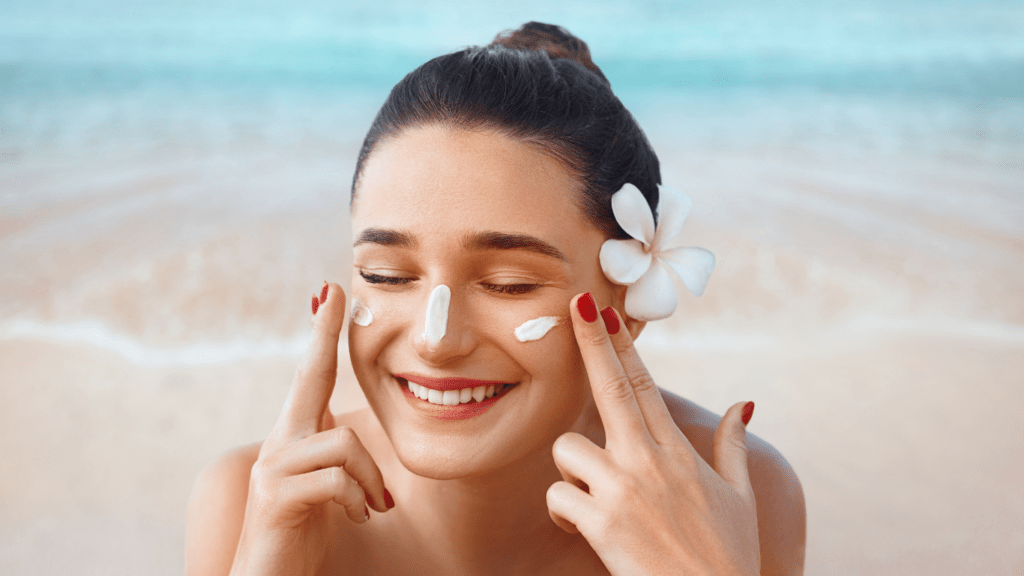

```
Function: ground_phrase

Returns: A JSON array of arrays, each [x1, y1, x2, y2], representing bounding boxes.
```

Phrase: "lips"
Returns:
[[394, 373, 519, 420]]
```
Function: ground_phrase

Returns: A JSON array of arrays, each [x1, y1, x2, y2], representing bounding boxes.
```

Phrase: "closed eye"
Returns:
[[359, 270, 414, 285], [481, 283, 542, 295]]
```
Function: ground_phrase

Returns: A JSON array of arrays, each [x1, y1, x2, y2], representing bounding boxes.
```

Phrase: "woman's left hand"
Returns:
[[546, 292, 760, 576]]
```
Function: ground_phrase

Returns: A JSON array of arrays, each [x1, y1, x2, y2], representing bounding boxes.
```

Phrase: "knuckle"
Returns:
[[631, 443, 660, 469], [721, 435, 749, 460], [667, 444, 698, 470], [551, 432, 583, 459], [617, 472, 641, 497], [610, 334, 633, 354], [326, 466, 348, 491], [334, 425, 357, 446], [629, 371, 658, 396], [595, 376, 634, 404], [292, 366, 311, 385], [297, 364, 334, 387], [249, 473, 277, 504], [545, 481, 563, 503], [583, 329, 610, 348], [546, 480, 575, 507], [604, 468, 635, 499], [249, 460, 272, 483]]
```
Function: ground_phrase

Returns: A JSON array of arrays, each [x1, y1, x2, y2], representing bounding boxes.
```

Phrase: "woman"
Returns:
[[187, 22, 806, 575]]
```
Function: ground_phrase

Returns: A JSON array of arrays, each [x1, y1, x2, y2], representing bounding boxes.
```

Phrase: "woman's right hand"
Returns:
[[230, 283, 394, 576]]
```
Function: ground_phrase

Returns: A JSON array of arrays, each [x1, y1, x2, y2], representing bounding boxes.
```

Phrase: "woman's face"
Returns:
[[349, 124, 618, 479]]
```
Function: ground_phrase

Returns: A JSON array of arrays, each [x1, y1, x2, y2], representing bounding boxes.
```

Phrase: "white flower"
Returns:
[[599, 183, 715, 322]]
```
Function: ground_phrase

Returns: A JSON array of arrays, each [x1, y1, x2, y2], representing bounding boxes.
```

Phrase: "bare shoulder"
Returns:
[[185, 441, 262, 576], [659, 388, 807, 576]]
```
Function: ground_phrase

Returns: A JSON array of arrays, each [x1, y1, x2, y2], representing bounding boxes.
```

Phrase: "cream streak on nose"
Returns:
[[514, 316, 562, 342], [422, 284, 451, 350], [351, 298, 373, 326]]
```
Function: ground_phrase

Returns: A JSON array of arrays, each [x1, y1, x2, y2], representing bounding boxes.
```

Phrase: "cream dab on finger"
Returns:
[[514, 316, 562, 342], [351, 298, 373, 326], [422, 284, 451, 350]]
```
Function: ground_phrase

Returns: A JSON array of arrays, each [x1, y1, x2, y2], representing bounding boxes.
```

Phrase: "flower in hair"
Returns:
[[599, 183, 715, 322]]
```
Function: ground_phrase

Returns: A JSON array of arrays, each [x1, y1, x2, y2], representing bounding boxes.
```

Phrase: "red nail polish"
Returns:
[[741, 401, 755, 425], [364, 491, 376, 510], [320, 281, 329, 305], [600, 307, 620, 335], [311, 295, 319, 315], [577, 293, 598, 323], [384, 488, 395, 509]]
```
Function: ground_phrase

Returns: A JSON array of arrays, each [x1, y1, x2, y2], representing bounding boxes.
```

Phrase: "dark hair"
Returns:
[[351, 22, 661, 239]]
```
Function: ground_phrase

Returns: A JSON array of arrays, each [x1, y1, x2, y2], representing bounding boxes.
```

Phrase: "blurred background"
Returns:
[[1, 0, 1021, 573]]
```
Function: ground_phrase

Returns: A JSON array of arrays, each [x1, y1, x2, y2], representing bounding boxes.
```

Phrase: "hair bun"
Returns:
[[491, 22, 605, 79]]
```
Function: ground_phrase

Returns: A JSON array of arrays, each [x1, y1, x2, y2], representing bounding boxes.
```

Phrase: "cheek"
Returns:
[[350, 297, 374, 326], [521, 323, 591, 426], [347, 291, 401, 374], [513, 316, 561, 342]]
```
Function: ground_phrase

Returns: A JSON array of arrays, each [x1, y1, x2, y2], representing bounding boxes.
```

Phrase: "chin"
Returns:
[[390, 431, 520, 480]]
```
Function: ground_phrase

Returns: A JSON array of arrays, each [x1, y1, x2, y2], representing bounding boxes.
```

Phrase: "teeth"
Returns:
[[405, 380, 511, 405]]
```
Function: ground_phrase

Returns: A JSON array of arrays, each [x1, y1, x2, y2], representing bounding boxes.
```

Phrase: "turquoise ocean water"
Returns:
[[3, 0, 1021, 158]]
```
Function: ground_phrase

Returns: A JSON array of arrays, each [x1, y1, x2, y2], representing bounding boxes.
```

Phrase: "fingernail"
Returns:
[[364, 491, 376, 510], [320, 281, 329, 305], [311, 294, 319, 315], [364, 506, 370, 522], [741, 401, 755, 426], [599, 307, 620, 335], [384, 488, 395, 509], [577, 293, 598, 323]]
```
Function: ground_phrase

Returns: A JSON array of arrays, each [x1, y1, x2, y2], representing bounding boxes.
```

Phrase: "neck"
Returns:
[[364, 400, 605, 574]]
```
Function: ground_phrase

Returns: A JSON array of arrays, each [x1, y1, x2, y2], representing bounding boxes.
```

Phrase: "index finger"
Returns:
[[599, 306, 685, 446], [570, 292, 652, 447], [278, 282, 347, 436]]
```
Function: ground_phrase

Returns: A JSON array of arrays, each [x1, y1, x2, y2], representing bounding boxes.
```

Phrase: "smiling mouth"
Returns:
[[395, 375, 518, 406]]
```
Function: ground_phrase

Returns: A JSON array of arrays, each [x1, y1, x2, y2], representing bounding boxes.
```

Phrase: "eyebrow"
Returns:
[[353, 228, 417, 248], [466, 231, 568, 262], [353, 228, 567, 262]]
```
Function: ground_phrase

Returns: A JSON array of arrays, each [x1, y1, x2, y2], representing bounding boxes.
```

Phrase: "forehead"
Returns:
[[352, 125, 596, 244]]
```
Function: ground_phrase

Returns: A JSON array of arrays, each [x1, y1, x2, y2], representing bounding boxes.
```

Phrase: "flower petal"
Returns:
[[652, 185, 692, 249], [658, 246, 716, 297], [600, 239, 652, 285], [624, 260, 678, 322], [611, 183, 656, 246]]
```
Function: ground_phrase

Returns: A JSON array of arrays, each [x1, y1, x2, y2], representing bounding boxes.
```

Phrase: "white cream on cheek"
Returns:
[[351, 298, 373, 327], [514, 316, 562, 342], [422, 284, 451, 350]]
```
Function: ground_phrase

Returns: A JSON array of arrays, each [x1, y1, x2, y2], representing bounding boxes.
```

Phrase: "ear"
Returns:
[[610, 285, 647, 341]]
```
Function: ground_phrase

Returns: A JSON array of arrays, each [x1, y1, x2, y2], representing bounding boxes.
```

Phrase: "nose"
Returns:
[[409, 284, 479, 366]]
